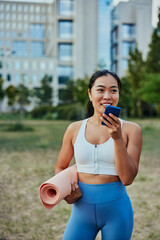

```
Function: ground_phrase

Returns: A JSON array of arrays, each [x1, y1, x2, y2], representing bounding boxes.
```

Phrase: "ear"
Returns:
[[88, 89, 92, 102]]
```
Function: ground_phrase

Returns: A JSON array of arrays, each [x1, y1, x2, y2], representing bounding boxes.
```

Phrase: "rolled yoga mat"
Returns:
[[39, 165, 78, 209]]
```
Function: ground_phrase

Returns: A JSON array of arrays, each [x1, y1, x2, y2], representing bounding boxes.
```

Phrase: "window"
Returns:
[[0, 49, 4, 56], [15, 73, 20, 83], [7, 74, 11, 81], [18, 5, 22, 12], [111, 61, 118, 73], [23, 32, 28, 38], [36, 6, 40, 13], [0, 31, 4, 38], [58, 43, 73, 62], [40, 61, 46, 70], [6, 61, 11, 70], [122, 24, 136, 39], [30, 24, 45, 39], [6, 13, 10, 20], [58, 65, 73, 84], [58, 0, 74, 16], [122, 41, 135, 57], [122, 59, 128, 73], [6, 31, 10, 38], [14, 61, 21, 70], [6, 4, 10, 11], [112, 27, 118, 44], [30, 5, 34, 12], [12, 4, 16, 11], [0, 4, 4, 11], [0, 61, 2, 68], [23, 61, 29, 70], [111, 44, 118, 60], [12, 23, 17, 30], [32, 74, 37, 84], [24, 14, 28, 21], [12, 13, 16, 21], [35, 15, 41, 22], [12, 32, 16, 38], [18, 14, 23, 21], [48, 61, 54, 71], [0, 13, 4, 20], [32, 61, 37, 71], [12, 40, 28, 57], [6, 40, 10, 47], [0, 40, 4, 47], [24, 5, 28, 12], [30, 41, 45, 57], [58, 20, 73, 39]]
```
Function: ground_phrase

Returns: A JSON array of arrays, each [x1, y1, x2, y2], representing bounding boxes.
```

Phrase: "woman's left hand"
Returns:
[[101, 113, 122, 140]]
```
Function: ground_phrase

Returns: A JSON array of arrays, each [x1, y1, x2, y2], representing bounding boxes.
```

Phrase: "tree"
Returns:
[[118, 77, 132, 117], [5, 85, 18, 109], [16, 84, 30, 112], [127, 46, 146, 117], [138, 73, 160, 115], [35, 75, 53, 106], [59, 79, 75, 104], [73, 76, 89, 106], [0, 77, 5, 112], [146, 8, 160, 72]]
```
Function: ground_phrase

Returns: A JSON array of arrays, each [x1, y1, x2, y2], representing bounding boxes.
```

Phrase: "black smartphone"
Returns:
[[101, 105, 121, 126]]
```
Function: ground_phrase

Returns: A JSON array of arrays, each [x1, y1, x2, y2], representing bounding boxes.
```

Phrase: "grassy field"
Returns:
[[0, 119, 160, 240]]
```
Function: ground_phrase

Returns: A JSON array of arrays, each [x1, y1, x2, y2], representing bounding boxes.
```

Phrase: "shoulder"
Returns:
[[122, 120, 142, 138], [65, 120, 84, 144], [67, 120, 84, 133], [64, 119, 84, 137]]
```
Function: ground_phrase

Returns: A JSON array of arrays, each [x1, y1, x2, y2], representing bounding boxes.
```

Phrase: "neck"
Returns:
[[90, 113, 102, 125]]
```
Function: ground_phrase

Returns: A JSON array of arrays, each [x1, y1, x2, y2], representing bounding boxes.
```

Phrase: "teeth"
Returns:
[[102, 104, 110, 106]]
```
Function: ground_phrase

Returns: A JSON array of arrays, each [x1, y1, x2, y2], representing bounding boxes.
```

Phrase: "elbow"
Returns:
[[121, 174, 137, 186], [122, 178, 133, 186], [121, 167, 138, 186]]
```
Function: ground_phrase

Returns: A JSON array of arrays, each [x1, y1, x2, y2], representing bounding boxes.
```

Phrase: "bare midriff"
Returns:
[[78, 172, 120, 184]]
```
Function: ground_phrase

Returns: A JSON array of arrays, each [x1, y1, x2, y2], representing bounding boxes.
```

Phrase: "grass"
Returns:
[[0, 118, 160, 240]]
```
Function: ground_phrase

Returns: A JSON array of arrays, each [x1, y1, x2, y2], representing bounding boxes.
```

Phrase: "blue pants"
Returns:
[[63, 181, 134, 240]]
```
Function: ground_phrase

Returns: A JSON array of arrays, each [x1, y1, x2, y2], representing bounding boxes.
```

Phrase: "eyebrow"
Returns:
[[96, 85, 118, 89]]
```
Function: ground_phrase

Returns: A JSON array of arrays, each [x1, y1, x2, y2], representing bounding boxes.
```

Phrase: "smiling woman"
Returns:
[[54, 69, 142, 240]]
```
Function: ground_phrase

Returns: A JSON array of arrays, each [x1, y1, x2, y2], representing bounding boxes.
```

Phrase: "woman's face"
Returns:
[[88, 74, 119, 115]]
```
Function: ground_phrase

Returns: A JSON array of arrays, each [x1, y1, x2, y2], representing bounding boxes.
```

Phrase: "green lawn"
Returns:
[[0, 119, 160, 240]]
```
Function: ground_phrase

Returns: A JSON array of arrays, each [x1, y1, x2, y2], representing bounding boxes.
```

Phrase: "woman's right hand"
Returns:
[[64, 181, 82, 204]]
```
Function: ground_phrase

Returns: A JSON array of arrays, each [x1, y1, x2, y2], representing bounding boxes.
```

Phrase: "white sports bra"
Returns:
[[74, 118, 123, 175]]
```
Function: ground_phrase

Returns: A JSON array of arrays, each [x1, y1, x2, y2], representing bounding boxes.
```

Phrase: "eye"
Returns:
[[97, 88, 104, 92], [111, 89, 118, 93]]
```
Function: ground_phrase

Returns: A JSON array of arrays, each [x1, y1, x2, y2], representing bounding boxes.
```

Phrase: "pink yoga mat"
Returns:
[[39, 165, 78, 209]]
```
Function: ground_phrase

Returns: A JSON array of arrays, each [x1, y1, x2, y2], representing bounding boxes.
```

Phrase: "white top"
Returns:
[[74, 118, 123, 175]]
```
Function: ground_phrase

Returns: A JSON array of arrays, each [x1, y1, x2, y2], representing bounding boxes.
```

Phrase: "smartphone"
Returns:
[[101, 105, 121, 126]]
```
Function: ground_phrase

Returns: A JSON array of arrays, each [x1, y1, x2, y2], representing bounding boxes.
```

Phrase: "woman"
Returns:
[[55, 69, 142, 240]]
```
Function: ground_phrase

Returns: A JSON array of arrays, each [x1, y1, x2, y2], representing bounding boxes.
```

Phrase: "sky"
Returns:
[[2, 0, 160, 27]]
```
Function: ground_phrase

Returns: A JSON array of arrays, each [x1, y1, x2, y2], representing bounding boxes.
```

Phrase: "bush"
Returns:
[[54, 104, 86, 121], [4, 122, 34, 132], [30, 105, 55, 119]]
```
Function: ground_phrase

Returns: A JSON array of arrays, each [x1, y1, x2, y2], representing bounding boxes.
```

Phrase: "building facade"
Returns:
[[0, 0, 153, 110], [0, 0, 114, 110], [111, 0, 153, 77]]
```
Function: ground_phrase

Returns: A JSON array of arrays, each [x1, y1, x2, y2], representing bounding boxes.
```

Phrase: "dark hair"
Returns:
[[87, 69, 122, 117]]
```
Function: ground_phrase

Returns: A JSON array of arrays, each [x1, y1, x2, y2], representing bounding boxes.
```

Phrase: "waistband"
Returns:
[[78, 181, 127, 204]]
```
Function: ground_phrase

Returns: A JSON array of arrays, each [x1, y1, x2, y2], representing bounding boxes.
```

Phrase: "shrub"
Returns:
[[30, 105, 55, 119]]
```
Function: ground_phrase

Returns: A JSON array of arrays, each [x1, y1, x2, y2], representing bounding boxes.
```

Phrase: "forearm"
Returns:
[[54, 166, 66, 175], [114, 138, 137, 185]]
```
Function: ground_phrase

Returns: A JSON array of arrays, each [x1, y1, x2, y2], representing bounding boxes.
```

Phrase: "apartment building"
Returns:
[[111, 0, 153, 77]]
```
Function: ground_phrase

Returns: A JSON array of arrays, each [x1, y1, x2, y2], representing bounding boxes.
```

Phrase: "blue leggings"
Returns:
[[63, 181, 134, 240]]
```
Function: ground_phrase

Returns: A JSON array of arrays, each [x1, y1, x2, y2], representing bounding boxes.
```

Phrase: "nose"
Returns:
[[103, 91, 111, 99]]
